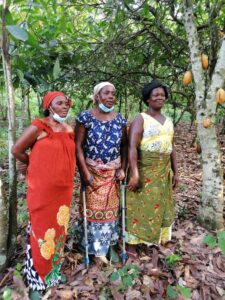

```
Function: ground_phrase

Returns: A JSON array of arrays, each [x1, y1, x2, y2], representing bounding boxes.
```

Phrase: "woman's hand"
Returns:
[[82, 172, 94, 187], [127, 175, 139, 191], [115, 168, 126, 181], [172, 173, 179, 190], [16, 161, 28, 175]]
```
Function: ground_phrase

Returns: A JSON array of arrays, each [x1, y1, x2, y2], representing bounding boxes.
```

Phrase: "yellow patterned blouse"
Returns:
[[140, 112, 174, 154]]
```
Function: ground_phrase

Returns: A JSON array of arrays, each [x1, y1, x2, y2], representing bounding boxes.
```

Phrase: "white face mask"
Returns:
[[98, 102, 114, 113], [50, 107, 69, 123], [97, 97, 114, 113], [52, 112, 68, 122]]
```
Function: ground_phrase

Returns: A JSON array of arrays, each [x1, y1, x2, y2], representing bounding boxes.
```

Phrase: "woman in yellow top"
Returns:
[[126, 80, 179, 257]]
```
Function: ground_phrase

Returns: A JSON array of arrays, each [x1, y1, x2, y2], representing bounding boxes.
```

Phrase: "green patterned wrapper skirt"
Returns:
[[126, 151, 175, 244]]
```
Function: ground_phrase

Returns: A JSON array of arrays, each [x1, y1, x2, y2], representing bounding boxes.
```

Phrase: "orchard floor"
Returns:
[[0, 122, 225, 300]]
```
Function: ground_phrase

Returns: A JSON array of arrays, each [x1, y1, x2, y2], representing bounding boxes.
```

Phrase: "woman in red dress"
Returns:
[[12, 91, 75, 298]]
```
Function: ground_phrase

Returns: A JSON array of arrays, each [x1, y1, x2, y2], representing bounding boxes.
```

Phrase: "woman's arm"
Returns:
[[11, 125, 40, 164], [170, 140, 179, 189], [127, 114, 143, 191], [75, 122, 93, 186], [115, 126, 128, 181]]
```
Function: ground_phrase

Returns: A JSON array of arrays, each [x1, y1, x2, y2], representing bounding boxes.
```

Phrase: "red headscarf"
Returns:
[[43, 91, 72, 109]]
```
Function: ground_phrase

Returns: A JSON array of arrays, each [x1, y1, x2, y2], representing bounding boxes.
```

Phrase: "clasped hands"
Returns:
[[82, 168, 126, 187]]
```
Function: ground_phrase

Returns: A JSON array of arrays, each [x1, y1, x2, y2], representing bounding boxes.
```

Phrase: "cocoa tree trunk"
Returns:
[[0, 89, 8, 121], [183, 0, 224, 230], [2, 0, 18, 261], [0, 176, 8, 273]]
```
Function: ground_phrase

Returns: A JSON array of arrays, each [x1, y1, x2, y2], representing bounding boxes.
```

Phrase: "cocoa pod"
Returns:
[[201, 54, 208, 70], [183, 71, 192, 86], [216, 88, 225, 105], [203, 117, 211, 128]]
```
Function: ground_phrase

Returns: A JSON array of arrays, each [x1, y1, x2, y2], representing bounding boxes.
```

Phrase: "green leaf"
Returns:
[[16, 262, 23, 271], [166, 285, 178, 299], [129, 264, 139, 271], [110, 270, 120, 281], [13, 270, 22, 279], [140, 4, 150, 17], [177, 285, 191, 299], [124, 0, 134, 5], [6, 25, 28, 41], [166, 254, 182, 266], [218, 238, 225, 254], [122, 275, 133, 287], [5, 9, 15, 25], [53, 58, 61, 79], [99, 288, 107, 300], [17, 70, 24, 82], [27, 32, 40, 48], [203, 234, 217, 249], [217, 231, 225, 240], [2, 288, 13, 300]]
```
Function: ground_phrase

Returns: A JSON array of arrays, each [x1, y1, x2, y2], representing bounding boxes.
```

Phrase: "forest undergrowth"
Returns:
[[0, 122, 225, 300]]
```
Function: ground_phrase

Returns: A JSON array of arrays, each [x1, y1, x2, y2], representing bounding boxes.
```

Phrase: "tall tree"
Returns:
[[0, 176, 8, 273], [1, 0, 17, 263], [183, 0, 224, 229]]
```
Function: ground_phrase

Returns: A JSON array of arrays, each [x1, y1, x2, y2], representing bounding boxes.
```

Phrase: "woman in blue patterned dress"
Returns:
[[75, 82, 127, 264]]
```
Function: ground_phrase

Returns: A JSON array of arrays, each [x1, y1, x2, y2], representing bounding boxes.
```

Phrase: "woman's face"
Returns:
[[50, 96, 70, 117], [98, 85, 116, 108], [147, 87, 166, 110]]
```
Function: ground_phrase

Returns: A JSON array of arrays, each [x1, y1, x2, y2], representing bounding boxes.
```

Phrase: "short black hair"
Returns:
[[43, 109, 50, 116], [142, 80, 168, 105]]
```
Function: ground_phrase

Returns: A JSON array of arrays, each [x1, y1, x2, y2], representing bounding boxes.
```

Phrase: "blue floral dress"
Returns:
[[76, 110, 126, 257]]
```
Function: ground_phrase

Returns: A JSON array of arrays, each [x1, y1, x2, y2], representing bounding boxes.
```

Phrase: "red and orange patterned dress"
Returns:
[[24, 119, 75, 290]]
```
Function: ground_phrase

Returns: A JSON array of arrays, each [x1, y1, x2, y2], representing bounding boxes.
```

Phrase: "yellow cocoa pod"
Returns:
[[216, 88, 225, 105], [203, 117, 211, 128], [201, 54, 208, 70], [183, 71, 192, 86]]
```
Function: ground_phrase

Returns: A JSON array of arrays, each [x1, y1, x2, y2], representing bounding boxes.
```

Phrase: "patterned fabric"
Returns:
[[126, 152, 174, 244], [126, 113, 174, 245], [76, 219, 119, 257], [76, 110, 126, 256], [24, 119, 75, 290], [24, 224, 46, 291], [83, 158, 120, 222], [126, 226, 172, 245], [76, 110, 126, 163], [140, 113, 173, 154], [24, 223, 61, 291]]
